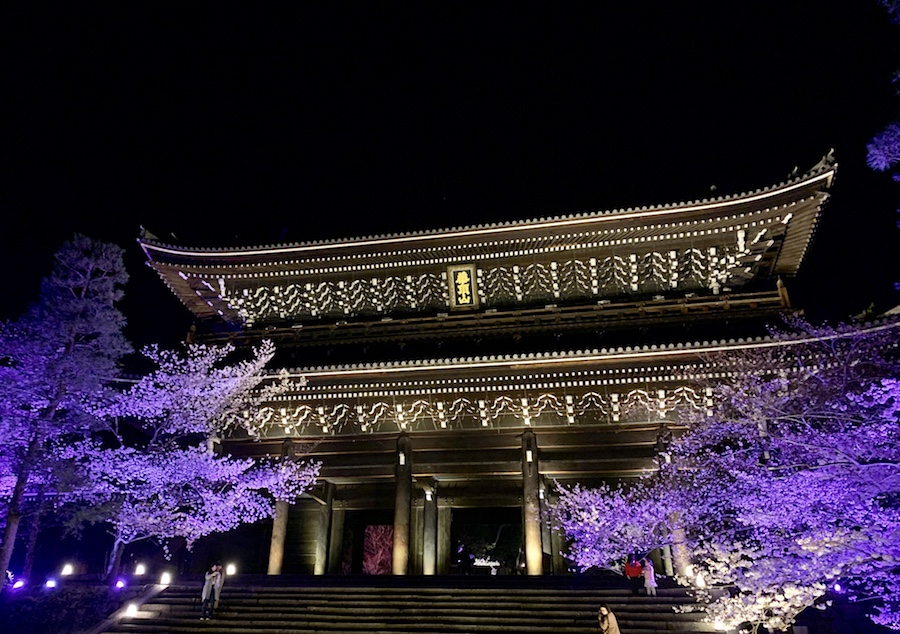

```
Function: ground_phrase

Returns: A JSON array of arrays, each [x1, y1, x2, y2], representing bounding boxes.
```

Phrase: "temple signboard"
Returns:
[[447, 263, 478, 310]]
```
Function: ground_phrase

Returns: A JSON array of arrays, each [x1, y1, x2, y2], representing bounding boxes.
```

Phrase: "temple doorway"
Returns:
[[451, 507, 523, 575], [340, 509, 394, 574]]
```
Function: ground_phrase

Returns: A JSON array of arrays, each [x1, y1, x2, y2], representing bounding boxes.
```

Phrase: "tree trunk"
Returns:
[[1, 422, 56, 589], [105, 537, 126, 581], [21, 504, 43, 580], [0, 471, 30, 590]]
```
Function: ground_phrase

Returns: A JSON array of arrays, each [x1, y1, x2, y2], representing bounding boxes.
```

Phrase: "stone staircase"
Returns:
[[96, 575, 716, 634]]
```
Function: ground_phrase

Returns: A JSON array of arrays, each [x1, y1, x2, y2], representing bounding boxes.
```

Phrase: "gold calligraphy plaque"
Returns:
[[447, 264, 479, 310]]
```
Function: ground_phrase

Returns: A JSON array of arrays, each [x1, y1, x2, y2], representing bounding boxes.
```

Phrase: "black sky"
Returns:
[[2, 2, 899, 347]]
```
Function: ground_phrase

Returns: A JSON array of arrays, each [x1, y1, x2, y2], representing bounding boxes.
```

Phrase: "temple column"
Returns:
[[267, 499, 290, 575], [422, 481, 437, 575], [327, 508, 345, 573], [521, 430, 543, 575], [437, 497, 451, 574], [393, 434, 412, 575], [314, 482, 334, 575]]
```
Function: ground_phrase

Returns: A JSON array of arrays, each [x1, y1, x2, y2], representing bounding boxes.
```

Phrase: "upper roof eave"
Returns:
[[138, 154, 837, 265]]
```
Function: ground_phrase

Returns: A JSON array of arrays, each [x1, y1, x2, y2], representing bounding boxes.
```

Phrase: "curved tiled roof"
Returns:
[[272, 314, 898, 377], [139, 153, 836, 259], [140, 154, 836, 328]]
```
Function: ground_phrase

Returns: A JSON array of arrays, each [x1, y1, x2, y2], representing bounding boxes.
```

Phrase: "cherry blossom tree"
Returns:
[[61, 443, 318, 577], [869, 1, 900, 293], [0, 235, 131, 584], [362, 525, 393, 575], [1, 235, 320, 582], [64, 341, 320, 577], [550, 317, 900, 632], [869, 1, 900, 179]]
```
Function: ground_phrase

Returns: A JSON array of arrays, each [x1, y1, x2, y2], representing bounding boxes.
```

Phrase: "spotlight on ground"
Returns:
[[61, 563, 74, 576], [44, 578, 57, 589], [159, 571, 172, 586], [125, 603, 138, 617], [134, 563, 146, 575], [226, 563, 237, 575], [114, 578, 127, 589]]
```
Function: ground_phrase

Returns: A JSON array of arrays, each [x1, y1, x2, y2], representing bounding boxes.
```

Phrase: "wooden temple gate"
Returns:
[[140, 156, 836, 575]]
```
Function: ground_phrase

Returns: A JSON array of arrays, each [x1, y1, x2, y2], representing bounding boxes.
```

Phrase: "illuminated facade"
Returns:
[[140, 155, 836, 575]]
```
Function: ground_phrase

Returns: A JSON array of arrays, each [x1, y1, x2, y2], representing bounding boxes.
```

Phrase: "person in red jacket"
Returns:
[[624, 553, 643, 595]]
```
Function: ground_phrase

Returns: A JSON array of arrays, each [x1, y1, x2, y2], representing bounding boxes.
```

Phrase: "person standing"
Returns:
[[200, 564, 221, 620], [642, 558, 658, 596], [598, 604, 621, 634], [624, 554, 643, 595], [213, 562, 225, 613]]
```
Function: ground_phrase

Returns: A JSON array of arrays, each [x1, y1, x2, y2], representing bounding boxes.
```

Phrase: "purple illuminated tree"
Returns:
[[869, 0, 900, 296], [550, 317, 900, 631], [869, 1, 900, 180], [62, 341, 320, 577], [0, 235, 131, 584]]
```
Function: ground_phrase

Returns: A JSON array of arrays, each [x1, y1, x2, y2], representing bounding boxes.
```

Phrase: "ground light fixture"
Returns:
[[44, 578, 57, 589], [12, 580, 26, 589], [125, 603, 138, 617], [134, 563, 146, 575], [114, 578, 127, 589], [226, 563, 237, 575], [159, 571, 172, 586], [61, 563, 74, 576]]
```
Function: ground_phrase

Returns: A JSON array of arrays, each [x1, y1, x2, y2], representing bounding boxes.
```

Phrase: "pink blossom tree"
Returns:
[[64, 341, 320, 577], [869, 1, 900, 181], [550, 317, 900, 632], [869, 0, 900, 295]]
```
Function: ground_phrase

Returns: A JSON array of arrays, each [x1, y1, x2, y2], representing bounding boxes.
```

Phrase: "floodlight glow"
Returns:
[[695, 573, 706, 588], [45, 578, 57, 588], [125, 603, 138, 617], [225, 563, 237, 575], [115, 579, 126, 589], [61, 563, 74, 576], [134, 563, 146, 575], [12, 580, 25, 589], [833, 582, 842, 592], [159, 571, 172, 585]]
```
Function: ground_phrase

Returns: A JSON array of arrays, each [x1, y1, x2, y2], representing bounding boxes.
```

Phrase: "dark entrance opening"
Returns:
[[451, 507, 522, 575], [341, 509, 394, 574]]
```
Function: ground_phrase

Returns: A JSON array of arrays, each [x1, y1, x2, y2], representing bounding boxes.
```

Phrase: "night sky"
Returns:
[[2, 2, 899, 348]]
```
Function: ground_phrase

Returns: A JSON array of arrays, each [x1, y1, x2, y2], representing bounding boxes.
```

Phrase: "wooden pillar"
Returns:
[[521, 430, 543, 575], [437, 498, 451, 574], [314, 482, 334, 575], [393, 434, 412, 575], [267, 499, 290, 575], [327, 508, 345, 574], [422, 483, 437, 575]]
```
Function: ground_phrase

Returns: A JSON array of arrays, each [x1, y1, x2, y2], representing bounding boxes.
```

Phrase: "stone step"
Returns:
[[101, 615, 714, 632], [95, 577, 715, 634]]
